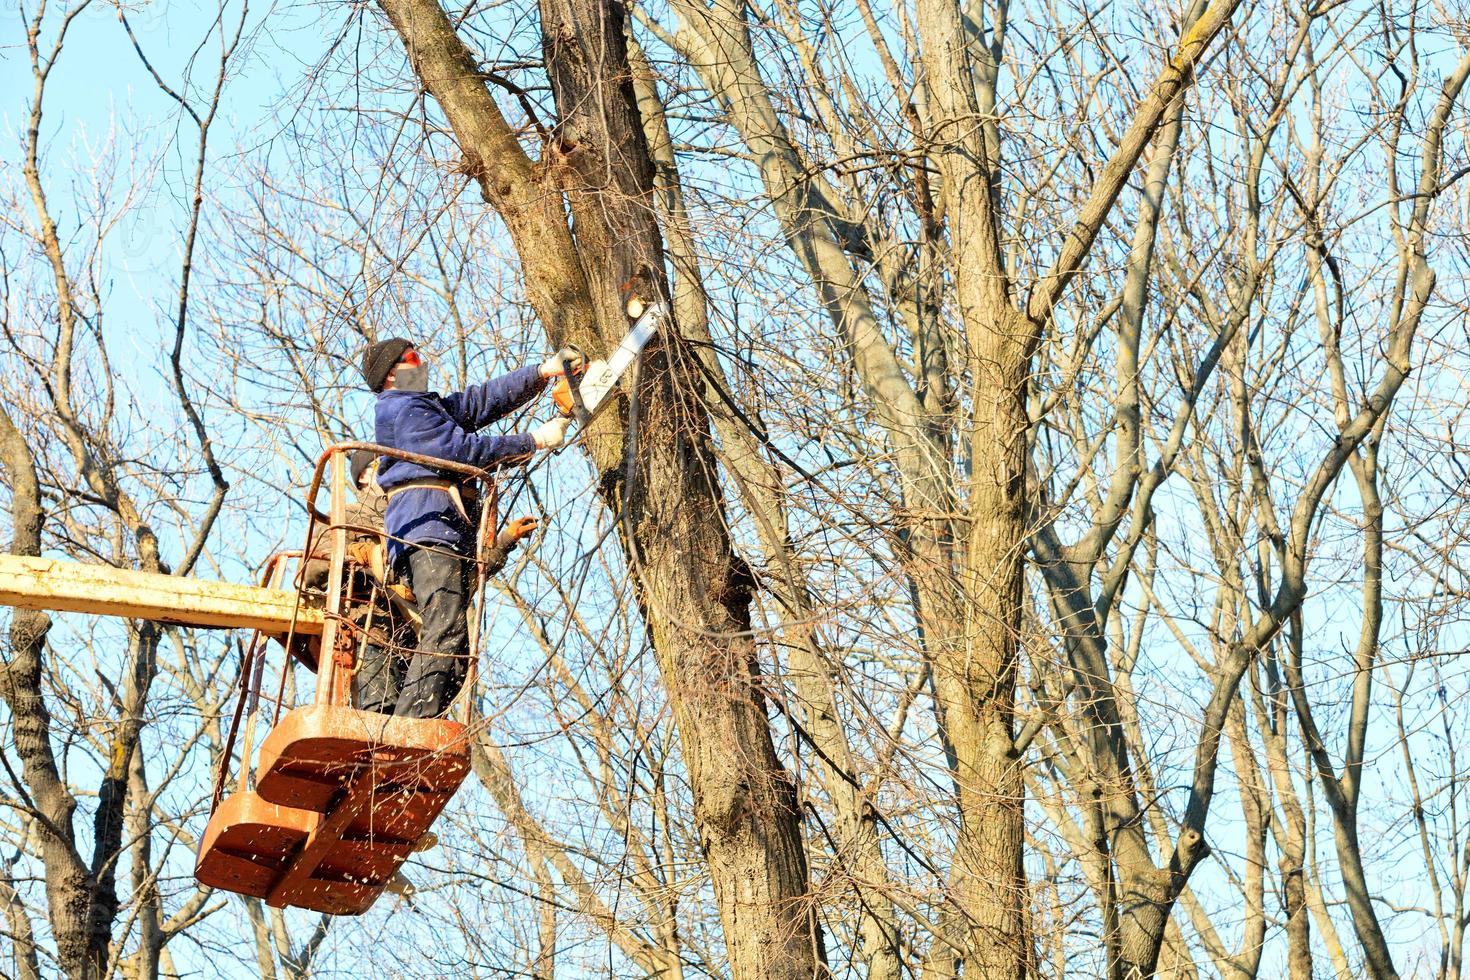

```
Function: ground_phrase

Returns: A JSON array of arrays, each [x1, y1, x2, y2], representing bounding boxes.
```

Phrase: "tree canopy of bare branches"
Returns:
[[6, 0, 1470, 977]]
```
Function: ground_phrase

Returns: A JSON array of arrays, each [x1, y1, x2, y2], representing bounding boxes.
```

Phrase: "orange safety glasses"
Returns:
[[400, 348, 423, 367]]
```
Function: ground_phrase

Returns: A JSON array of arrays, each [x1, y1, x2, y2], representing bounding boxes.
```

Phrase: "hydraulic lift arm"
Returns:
[[0, 554, 325, 635]]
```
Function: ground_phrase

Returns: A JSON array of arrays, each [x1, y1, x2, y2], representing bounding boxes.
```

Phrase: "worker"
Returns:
[[359, 338, 580, 718], [354, 507, 544, 716], [298, 448, 402, 711], [300, 448, 386, 591]]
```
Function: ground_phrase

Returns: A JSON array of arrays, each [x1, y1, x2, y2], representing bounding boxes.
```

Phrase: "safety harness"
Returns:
[[383, 476, 479, 523]]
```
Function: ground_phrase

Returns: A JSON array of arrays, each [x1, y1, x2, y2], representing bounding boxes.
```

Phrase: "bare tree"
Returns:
[[0, 2, 247, 976], [367, 1, 827, 975]]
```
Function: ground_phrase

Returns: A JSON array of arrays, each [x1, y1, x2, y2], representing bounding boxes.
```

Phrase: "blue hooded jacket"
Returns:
[[374, 365, 545, 567]]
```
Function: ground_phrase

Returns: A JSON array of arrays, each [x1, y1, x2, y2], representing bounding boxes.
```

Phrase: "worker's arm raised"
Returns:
[[440, 365, 546, 431], [395, 396, 537, 470]]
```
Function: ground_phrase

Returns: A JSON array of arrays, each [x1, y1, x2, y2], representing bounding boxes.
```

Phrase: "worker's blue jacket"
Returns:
[[374, 365, 545, 567]]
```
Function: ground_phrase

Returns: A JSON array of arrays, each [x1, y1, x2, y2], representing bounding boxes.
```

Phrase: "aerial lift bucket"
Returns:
[[195, 443, 490, 915]]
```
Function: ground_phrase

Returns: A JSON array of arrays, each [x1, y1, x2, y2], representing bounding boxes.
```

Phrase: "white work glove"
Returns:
[[540, 346, 587, 378], [532, 416, 572, 450]]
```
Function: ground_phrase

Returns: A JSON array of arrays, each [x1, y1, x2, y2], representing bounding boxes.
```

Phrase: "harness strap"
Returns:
[[384, 477, 478, 523]]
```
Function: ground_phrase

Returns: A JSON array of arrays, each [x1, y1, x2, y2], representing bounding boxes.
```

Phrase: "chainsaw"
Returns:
[[551, 294, 666, 429]]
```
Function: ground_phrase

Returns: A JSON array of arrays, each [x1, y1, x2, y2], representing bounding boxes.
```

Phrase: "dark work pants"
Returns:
[[350, 570, 414, 715], [353, 623, 411, 715], [394, 546, 472, 719]]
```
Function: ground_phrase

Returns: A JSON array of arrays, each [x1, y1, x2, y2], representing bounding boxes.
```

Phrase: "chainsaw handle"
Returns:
[[560, 344, 586, 379], [550, 345, 591, 423]]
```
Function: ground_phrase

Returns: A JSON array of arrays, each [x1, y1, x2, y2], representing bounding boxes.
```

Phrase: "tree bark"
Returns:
[[911, 0, 1244, 970], [909, 0, 1034, 967], [125, 747, 163, 980], [0, 402, 100, 980], [627, 36, 901, 980], [0, 873, 43, 980], [374, 1, 825, 974]]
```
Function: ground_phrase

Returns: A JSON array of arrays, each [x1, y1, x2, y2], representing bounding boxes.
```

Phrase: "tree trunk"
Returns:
[[628, 35, 901, 980], [0, 403, 102, 980], [374, 1, 825, 974], [125, 748, 163, 980], [0, 875, 42, 980], [1283, 856, 1312, 979], [949, 307, 1031, 977], [910, 0, 1032, 965]]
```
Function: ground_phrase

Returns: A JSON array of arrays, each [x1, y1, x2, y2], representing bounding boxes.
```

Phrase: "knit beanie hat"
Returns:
[[360, 338, 413, 392], [349, 449, 377, 487]]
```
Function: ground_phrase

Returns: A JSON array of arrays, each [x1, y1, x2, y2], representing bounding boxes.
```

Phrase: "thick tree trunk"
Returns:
[[374, 2, 825, 974], [910, 0, 1031, 966], [628, 37, 901, 980], [538, 4, 823, 973], [0, 404, 99, 980], [951, 311, 1031, 977]]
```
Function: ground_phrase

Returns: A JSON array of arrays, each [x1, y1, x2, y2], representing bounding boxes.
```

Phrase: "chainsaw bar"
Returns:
[[553, 302, 667, 447]]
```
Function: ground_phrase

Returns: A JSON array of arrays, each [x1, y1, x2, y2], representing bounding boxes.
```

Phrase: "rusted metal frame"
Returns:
[[301, 440, 518, 524], [300, 441, 506, 722], [211, 551, 300, 812], [263, 765, 385, 908], [291, 440, 507, 698], [318, 452, 352, 709]]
